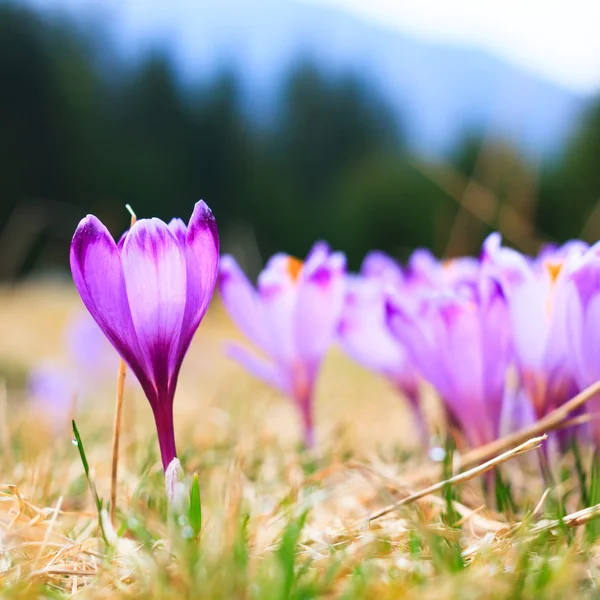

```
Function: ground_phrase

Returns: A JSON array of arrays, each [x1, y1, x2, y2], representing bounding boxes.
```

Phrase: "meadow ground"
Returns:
[[0, 282, 599, 599]]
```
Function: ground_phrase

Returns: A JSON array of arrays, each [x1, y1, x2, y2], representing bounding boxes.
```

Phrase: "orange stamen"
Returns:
[[545, 260, 562, 285], [285, 257, 303, 282], [544, 260, 563, 317], [441, 259, 454, 271]]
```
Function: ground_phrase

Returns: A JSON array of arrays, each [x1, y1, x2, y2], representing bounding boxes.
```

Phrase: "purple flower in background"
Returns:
[[484, 234, 584, 425], [28, 362, 77, 430], [386, 248, 512, 448], [220, 242, 346, 447], [66, 310, 120, 381], [562, 242, 600, 440], [70, 201, 219, 470], [339, 252, 426, 445], [406, 248, 479, 290]]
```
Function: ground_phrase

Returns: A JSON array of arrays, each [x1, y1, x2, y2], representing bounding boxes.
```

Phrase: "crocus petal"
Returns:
[[507, 279, 547, 373], [386, 296, 451, 399], [361, 250, 404, 286], [121, 218, 188, 398], [178, 200, 220, 354], [69, 215, 152, 394], [304, 241, 331, 269], [168, 217, 187, 247], [339, 277, 406, 376], [295, 252, 346, 364], [219, 254, 272, 352], [480, 282, 512, 431], [257, 254, 299, 363], [226, 343, 291, 395]]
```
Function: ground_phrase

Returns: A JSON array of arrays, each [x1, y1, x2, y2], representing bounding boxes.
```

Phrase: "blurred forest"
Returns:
[[1, 2, 600, 280]]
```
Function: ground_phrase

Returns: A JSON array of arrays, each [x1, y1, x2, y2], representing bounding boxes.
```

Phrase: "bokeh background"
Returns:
[[1, 0, 600, 280]]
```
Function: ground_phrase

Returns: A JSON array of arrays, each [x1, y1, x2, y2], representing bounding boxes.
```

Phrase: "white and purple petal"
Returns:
[[121, 218, 188, 400]]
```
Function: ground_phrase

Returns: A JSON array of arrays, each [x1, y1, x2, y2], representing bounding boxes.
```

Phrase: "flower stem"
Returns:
[[300, 397, 315, 449], [153, 402, 178, 471]]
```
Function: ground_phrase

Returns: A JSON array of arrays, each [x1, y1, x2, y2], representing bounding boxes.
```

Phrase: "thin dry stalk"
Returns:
[[34, 496, 63, 568], [580, 196, 600, 242], [411, 158, 541, 253], [368, 435, 546, 522], [0, 380, 11, 463], [110, 205, 136, 527], [110, 360, 127, 528], [532, 488, 551, 519], [524, 502, 600, 536]]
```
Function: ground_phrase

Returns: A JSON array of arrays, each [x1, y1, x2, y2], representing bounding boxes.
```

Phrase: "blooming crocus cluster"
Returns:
[[561, 242, 600, 440], [219, 242, 346, 447], [336, 234, 600, 451], [70, 200, 219, 471]]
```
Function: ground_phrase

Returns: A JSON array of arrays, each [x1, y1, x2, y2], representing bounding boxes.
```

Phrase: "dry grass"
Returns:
[[0, 281, 599, 599]]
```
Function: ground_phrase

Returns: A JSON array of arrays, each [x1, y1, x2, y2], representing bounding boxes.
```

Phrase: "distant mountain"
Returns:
[[28, 0, 590, 157]]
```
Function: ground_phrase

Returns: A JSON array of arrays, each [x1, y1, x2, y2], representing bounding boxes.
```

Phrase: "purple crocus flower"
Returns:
[[406, 248, 480, 290], [339, 252, 425, 445], [562, 242, 600, 440], [69, 201, 219, 470], [219, 242, 346, 447], [484, 234, 584, 425], [386, 242, 512, 447], [66, 311, 121, 383], [28, 362, 77, 431]]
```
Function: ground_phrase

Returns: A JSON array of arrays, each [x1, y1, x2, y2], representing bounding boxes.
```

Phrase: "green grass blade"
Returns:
[[72, 419, 108, 545], [189, 473, 202, 538]]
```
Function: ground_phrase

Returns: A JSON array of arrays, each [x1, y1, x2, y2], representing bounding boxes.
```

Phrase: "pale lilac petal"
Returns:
[[121, 218, 188, 397], [441, 257, 480, 287], [178, 201, 220, 354], [480, 232, 501, 261], [304, 241, 331, 270], [69, 215, 152, 394], [480, 284, 512, 431], [226, 343, 291, 395], [361, 251, 403, 286], [570, 249, 600, 309], [580, 293, 600, 385], [566, 281, 589, 388], [500, 389, 536, 436], [219, 255, 272, 352], [486, 243, 533, 294], [408, 248, 437, 274], [508, 279, 547, 372], [439, 298, 486, 417], [386, 296, 451, 399], [66, 311, 120, 381], [339, 277, 408, 377], [257, 255, 299, 363], [295, 252, 346, 364]]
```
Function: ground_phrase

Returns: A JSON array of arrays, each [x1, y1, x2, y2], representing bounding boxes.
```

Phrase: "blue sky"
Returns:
[[306, 0, 600, 93], [36, 0, 600, 93]]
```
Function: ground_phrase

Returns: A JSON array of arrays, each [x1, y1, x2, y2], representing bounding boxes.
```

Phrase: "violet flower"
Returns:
[[484, 234, 585, 426], [339, 252, 425, 445], [66, 311, 121, 384], [219, 242, 346, 447], [386, 243, 512, 447], [406, 248, 480, 290], [70, 201, 219, 470], [28, 362, 77, 431], [562, 241, 600, 441]]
